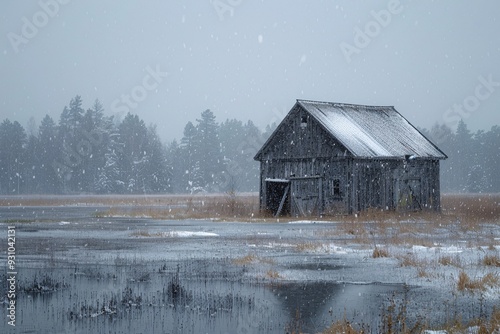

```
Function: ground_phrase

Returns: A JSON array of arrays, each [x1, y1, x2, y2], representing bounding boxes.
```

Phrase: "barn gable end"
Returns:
[[254, 104, 351, 162]]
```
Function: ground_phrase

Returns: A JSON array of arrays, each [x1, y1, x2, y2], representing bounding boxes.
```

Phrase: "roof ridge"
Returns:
[[297, 99, 394, 109]]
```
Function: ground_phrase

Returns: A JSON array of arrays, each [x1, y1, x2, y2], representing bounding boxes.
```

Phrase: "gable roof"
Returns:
[[255, 99, 447, 160]]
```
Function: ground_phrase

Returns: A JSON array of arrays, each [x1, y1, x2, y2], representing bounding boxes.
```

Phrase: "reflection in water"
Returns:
[[272, 281, 405, 332], [0, 263, 404, 333]]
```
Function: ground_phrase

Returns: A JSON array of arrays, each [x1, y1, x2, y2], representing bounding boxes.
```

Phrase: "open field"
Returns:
[[1, 193, 499, 222]]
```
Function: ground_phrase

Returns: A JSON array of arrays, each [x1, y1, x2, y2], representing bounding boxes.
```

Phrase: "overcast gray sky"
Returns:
[[1, 0, 499, 141]]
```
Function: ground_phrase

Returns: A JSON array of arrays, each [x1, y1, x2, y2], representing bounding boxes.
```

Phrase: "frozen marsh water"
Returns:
[[0, 205, 499, 333]]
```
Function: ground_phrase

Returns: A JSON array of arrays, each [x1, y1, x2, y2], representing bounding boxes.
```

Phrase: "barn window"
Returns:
[[331, 179, 341, 198], [300, 115, 307, 129]]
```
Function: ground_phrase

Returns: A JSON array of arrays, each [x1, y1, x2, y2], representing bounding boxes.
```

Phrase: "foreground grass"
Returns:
[[321, 307, 500, 334]]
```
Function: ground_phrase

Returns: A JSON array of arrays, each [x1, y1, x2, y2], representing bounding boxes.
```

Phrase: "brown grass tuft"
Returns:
[[438, 255, 463, 268], [482, 254, 500, 267], [232, 254, 257, 265], [323, 319, 364, 334], [232, 254, 275, 265], [397, 254, 422, 267], [372, 247, 389, 258], [295, 242, 320, 252], [417, 268, 431, 278], [266, 270, 281, 279], [457, 271, 500, 292], [488, 307, 500, 332]]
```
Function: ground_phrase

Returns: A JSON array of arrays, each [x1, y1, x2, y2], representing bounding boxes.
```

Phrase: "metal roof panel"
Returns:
[[297, 100, 447, 159]]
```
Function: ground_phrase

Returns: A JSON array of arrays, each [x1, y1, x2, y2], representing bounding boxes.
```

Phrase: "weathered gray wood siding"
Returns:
[[349, 159, 441, 213], [258, 105, 351, 213]]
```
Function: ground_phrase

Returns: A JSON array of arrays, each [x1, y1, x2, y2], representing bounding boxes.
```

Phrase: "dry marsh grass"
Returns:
[[1, 193, 498, 226], [482, 254, 500, 267], [232, 254, 275, 266], [372, 247, 390, 258], [438, 255, 463, 268], [396, 254, 429, 268], [265, 269, 281, 279], [322, 307, 500, 334], [232, 254, 257, 265], [441, 193, 500, 223], [323, 319, 364, 334], [88, 193, 260, 221], [457, 271, 500, 292], [417, 268, 431, 278], [295, 242, 321, 252], [0, 194, 203, 207]]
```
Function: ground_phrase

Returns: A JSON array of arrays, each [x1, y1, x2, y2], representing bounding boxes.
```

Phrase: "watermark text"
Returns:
[[111, 65, 168, 114], [442, 74, 499, 128], [6, 226, 17, 327], [7, 0, 70, 53], [340, 0, 403, 63]]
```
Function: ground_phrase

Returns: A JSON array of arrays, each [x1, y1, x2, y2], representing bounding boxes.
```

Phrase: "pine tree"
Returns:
[[95, 116, 122, 193], [487, 126, 500, 192], [117, 113, 148, 193], [426, 123, 454, 192], [144, 125, 170, 193], [23, 132, 39, 193], [217, 119, 262, 192], [68, 95, 85, 133], [218, 119, 244, 192], [56, 95, 88, 192], [242, 120, 262, 191], [81, 99, 107, 192], [195, 109, 221, 191], [454, 119, 473, 192], [179, 122, 198, 193], [39, 115, 60, 193], [165, 140, 182, 193], [0, 120, 26, 194]]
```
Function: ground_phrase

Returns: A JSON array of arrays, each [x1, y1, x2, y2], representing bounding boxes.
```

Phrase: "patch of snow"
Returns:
[[165, 231, 218, 238], [424, 326, 482, 334], [412, 245, 463, 254], [264, 178, 289, 183], [288, 220, 331, 224], [321, 243, 349, 254], [482, 286, 500, 300]]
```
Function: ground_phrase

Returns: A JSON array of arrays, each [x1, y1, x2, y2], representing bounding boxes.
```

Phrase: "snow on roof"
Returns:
[[264, 178, 290, 183], [297, 100, 447, 159]]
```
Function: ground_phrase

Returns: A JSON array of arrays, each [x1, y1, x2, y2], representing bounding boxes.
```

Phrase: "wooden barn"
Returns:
[[254, 100, 447, 216]]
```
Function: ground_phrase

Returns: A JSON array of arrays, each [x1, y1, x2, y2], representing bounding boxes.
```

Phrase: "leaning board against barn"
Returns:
[[254, 100, 447, 216]]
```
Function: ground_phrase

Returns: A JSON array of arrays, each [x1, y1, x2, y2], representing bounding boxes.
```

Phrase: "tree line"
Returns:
[[0, 95, 272, 195], [0, 95, 498, 194], [420, 120, 500, 193]]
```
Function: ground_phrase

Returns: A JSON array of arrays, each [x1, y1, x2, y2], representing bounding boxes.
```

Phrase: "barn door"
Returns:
[[265, 180, 290, 216], [290, 177, 322, 216], [397, 178, 422, 211]]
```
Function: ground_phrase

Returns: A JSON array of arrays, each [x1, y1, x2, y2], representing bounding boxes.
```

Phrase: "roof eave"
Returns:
[[254, 101, 302, 161], [352, 155, 447, 160]]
